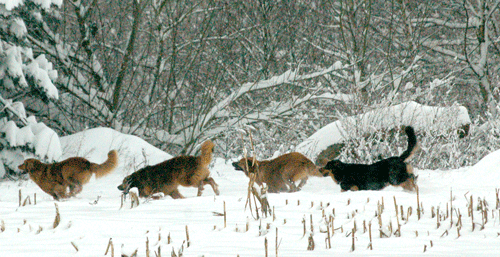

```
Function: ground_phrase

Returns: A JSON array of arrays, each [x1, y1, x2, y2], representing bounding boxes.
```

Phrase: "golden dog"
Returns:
[[232, 152, 322, 193], [19, 150, 118, 200]]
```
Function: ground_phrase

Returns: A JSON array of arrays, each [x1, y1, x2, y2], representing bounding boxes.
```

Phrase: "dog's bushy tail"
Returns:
[[198, 140, 214, 168], [91, 150, 119, 178], [399, 126, 418, 162]]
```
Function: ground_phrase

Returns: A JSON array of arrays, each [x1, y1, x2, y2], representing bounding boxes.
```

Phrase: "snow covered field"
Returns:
[[1, 128, 499, 256]]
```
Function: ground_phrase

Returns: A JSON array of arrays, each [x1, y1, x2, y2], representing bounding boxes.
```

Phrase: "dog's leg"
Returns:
[[296, 178, 308, 190], [203, 177, 220, 196], [170, 189, 185, 199], [197, 181, 205, 197], [68, 178, 82, 197], [287, 179, 299, 192]]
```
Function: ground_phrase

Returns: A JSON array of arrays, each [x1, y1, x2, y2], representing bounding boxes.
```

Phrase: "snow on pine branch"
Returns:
[[0, 116, 62, 161]]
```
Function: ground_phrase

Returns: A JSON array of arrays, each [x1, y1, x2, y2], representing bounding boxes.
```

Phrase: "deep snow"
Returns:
[[1, 127, 499, 256]]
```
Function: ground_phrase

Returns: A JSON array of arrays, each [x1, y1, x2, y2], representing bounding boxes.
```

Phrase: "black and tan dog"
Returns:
[[19, 150, 118, 200], [321, 126, 418, 192], [117, 140, 219, 199], [232, 152, 322, 193]]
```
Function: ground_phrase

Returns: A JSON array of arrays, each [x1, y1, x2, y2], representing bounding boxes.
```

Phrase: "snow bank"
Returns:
[[460, 149, 500, 189], [59, 127, 172, 172], [296, 101, 471, 159]]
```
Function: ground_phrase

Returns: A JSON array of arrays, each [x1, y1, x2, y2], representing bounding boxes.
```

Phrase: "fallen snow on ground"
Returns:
[[1, 127, 499, 257]]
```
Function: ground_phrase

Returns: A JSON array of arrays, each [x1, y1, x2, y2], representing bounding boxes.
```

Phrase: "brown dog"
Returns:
[[117, 140, 220, 199], [232, 152, 322, 193], [19, 150, 119, 200]]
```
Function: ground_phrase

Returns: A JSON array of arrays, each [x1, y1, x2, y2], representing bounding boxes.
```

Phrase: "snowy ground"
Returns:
[[1, 128, 499, 256]]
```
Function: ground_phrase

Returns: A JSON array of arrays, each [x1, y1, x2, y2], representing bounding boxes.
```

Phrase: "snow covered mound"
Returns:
[[460, 149, 500, 189], [296, 101, 470, 160], [59, 127, 172, 175]]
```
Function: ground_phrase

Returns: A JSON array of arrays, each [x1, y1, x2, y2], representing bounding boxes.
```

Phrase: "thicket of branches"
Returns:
[[2, 0, 500, 165]]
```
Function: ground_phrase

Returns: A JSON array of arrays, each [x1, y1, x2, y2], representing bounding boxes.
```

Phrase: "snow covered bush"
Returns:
[[0, 0, 63, 178]]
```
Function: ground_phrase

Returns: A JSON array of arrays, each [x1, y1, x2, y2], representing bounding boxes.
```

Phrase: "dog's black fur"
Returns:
[[321, 126, 418, 192]]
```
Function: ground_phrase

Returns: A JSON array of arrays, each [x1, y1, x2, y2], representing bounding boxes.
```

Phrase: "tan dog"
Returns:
[[232, 152, 322, 193], [117, 140, 219, 199], [19, 150, 118, 200]]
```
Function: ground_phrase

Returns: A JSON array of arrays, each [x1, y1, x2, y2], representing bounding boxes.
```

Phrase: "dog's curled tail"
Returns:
[[399, 126, 418, 162], [91, 150, 119, 178]]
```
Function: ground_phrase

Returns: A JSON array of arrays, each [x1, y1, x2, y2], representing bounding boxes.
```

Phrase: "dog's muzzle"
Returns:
[[232, 162, 243, 171]]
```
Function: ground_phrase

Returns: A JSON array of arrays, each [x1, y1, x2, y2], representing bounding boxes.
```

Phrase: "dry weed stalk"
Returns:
[[71, 242, 79, 252], [330, 216, 335, 236], [146, 237, 150, 257], [416, 186, 421, 220], [185, 225, 190, 247], [18, 189, 21, 207], [155, 246, 161, 257], [302, 216, 306, 237], [496, 189, 499, 209], [22, 195, 31, 206], [393, 196, 399, 218], [307, 234, 315, 250], [407, 207, 412, 223], [326, 221, 331, 249], [351, 227, 355, 252], [436, 206, 440, 229], [224, 201, 227, 228], [130, 191, 140, 208], [34, 193, 36, 205], [450, 189, 453, 227], [104, 238, 114, 257], [368, 221, 373, 250], [240, 129, 271, 219], [53, 203, 60, 229], [265, 237, 268, 257], [455, 209, 462, 227], [1, 220, 5, 233]]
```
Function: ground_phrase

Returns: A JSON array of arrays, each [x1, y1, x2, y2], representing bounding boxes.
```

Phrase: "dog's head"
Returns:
[[232, 157, 258, 176], [117, 175, 135, 195], [18, 159, 42, 175], [321, 160, 345, 184], [399, 173, 418, 191], [323, 159, 344, 171]]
